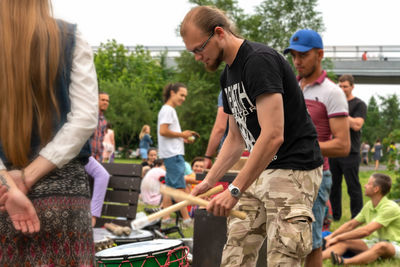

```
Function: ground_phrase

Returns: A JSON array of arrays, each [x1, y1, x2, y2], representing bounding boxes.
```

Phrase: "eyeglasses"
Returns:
[[190, 31, 215, 54]]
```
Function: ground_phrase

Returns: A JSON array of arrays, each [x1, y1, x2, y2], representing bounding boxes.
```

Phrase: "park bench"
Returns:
[[92, 163, 142, 228]]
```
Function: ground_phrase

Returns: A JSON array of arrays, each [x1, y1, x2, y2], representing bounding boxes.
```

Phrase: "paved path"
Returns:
[[359, 164, 387, 172]]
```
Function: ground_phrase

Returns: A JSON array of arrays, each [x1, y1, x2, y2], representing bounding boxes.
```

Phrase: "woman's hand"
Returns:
[[5, 188, 40, 233], [8, 170, 29, 195]]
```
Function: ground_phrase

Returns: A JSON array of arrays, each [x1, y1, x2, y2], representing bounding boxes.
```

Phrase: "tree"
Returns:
[[243, 0, 324, 52], [362, 96, 382, 146], [94, 40, 173, 152], [99, 81, 153, 151], [173, 0, 325, 161]]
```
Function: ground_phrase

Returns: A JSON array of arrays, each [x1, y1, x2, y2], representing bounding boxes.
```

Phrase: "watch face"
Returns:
[[231, 188, 239, 195]]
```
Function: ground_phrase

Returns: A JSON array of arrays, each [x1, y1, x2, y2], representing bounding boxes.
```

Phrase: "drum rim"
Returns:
[[96, 240, 184, 260]]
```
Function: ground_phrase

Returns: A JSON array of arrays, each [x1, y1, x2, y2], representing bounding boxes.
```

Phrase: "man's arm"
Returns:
[[325, 218, 361, 242], [348, 116, 365, 132], [319, 116, 350, 157], [326, 220, 382, 248], [198, 115, 245, 188], [204, 106, 228, 168], [203, 93, 284, 217], [159, 124, 195, 139]]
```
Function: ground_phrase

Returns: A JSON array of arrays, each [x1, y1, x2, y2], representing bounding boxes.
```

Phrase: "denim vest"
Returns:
[[0, 20, 91, 169]]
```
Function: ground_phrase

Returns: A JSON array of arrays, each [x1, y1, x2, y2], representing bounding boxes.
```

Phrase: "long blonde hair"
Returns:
[[0, 0, 61, 167], [139, 125, 150, 140]]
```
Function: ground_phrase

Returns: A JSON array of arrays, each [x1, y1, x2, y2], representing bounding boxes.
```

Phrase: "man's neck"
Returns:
[[224, 35, 244, 66], [371, 194, 384, 208], [347, 94, 355, 101], [300, 66, 323, 89]]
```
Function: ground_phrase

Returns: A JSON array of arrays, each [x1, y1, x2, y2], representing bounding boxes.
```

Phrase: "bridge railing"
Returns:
[[324, 45, 400, 61], [92, 45, 400, 61]]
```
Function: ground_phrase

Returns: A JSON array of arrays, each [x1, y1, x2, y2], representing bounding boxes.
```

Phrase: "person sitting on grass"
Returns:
[[322, 173, 400, 265], [141, 147, 158, 177]]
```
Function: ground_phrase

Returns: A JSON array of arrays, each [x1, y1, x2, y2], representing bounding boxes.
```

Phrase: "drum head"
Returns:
[[96, 239, 183, 259], [109, 229, 154, 244]]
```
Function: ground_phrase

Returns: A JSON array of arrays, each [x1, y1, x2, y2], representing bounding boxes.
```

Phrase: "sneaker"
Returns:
[[161, 218, 174, 226], [182, 218, 193, 228]]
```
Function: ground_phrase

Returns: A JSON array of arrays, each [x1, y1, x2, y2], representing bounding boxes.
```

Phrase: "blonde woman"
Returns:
[[139, 124, 153, 161], [0, 0, 98, 265]]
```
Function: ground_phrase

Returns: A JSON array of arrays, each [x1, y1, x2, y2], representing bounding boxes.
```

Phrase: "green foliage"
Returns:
[[99, 80, 153, 150], [94, 40, 174, 152], [176, 0, 325, 161], [362, 96, 382, 145], [174, 51, 223, 160], [243, 0, 324, 52]]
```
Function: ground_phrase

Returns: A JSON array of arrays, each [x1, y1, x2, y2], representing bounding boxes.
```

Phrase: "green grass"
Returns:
[[133, 161, 400, 266], [323, 169, 400, 267]]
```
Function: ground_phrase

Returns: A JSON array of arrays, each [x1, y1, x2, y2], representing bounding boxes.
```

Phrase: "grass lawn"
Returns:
[[323, 169, 400, 267], [118, 158, 400, 266]]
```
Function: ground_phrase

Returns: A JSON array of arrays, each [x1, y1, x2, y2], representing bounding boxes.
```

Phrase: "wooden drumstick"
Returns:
[[122, 226, 131, 236], [160, 185, 247, 220], [131, 185, 224, 230], [104, 222, 124, 236]]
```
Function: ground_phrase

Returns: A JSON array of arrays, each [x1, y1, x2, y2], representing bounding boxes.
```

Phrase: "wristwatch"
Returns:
[[228, 183, 242, 199]]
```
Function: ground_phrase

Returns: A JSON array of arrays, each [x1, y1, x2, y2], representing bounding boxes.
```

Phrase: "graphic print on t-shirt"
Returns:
[[224, 81, 256, 150]]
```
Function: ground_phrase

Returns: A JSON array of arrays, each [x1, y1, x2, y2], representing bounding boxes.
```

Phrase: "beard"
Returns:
[[205, 48, 224, 72], [298, 64, 317, 79]]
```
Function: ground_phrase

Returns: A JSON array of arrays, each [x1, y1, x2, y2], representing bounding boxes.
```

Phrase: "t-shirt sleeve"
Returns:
[[354, 203, 367, 223], [353, 99, 367, 119], [158, 106, 174, 125], [243, 54, 284, 103], [373, 202, 400, 227], [218, 91, 223, 108], [326, 87, 349, 118]]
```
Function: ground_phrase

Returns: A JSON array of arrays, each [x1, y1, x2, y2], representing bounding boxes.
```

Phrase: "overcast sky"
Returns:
[[52, 0, 400, 103]]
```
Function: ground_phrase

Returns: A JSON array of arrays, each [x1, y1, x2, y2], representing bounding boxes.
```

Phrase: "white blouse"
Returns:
[[0, 28, 99, 170]]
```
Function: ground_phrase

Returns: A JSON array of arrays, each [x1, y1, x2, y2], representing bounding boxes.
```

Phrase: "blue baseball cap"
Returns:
[[283, 29, 323, 54]]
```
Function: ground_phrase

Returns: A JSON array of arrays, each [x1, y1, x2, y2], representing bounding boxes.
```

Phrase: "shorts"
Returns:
[[221, 166, 322, 267], [140, 148, 148, 159], [163, 155, 186, 189], [311, 170, 332, 249], [363, 238, 400, 259]]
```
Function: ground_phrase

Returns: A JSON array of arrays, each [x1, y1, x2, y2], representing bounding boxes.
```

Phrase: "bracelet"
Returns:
[[204, 155, 213, 160]]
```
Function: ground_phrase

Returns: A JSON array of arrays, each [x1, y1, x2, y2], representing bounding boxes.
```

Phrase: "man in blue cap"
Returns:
[[284, 29, 351, 267]]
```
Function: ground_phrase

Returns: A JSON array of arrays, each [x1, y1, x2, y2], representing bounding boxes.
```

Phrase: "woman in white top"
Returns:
[[0, 0, 98, 265]]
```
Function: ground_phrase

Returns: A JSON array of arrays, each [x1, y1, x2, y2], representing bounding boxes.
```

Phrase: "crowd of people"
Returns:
[[0, 2, 399, 266]]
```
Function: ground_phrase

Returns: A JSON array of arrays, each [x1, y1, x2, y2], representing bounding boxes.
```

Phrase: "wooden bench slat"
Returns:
[[103, 190, 139, 203], [101, 204, 137, 218], [107, 176, 141, 190], [102, 163, 142, 177]]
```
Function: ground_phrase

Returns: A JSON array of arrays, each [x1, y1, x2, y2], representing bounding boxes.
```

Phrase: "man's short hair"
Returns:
[[372, 173, 392, 196], [180, 5, 239, 38], [339, 74, 354, 86], [153, 159, 164, 167]]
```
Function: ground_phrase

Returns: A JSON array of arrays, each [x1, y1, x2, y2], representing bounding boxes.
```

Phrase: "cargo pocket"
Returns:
[[270, 209, 313, 258]]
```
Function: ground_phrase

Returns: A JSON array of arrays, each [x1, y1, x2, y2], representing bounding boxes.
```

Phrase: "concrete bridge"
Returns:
[[93, 45, 400, 84]]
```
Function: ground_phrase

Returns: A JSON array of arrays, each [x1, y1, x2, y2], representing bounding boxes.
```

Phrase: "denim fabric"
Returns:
[[163, 155, 186, 189], [312, 170, 332, 249]]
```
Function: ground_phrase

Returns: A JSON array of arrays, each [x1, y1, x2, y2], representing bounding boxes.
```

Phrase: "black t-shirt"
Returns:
[[348, 97, 367, 154], [221, 40, 323, 170]]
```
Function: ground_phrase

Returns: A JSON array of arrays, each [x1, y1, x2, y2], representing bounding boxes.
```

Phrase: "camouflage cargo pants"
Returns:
[[221, 167, 322, 267]]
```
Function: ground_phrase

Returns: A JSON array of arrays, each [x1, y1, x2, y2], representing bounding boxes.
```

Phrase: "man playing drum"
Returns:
[[180, 6, 323, 266]]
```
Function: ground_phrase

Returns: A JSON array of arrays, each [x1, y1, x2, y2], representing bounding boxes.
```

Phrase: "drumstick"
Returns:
[[131, 185, 224, 230], [104, 222, 124, 236], [160, 185, 247, 220]]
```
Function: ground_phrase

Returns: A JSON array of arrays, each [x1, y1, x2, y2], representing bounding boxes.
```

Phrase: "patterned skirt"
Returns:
[[0, 160, 95, 266]]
